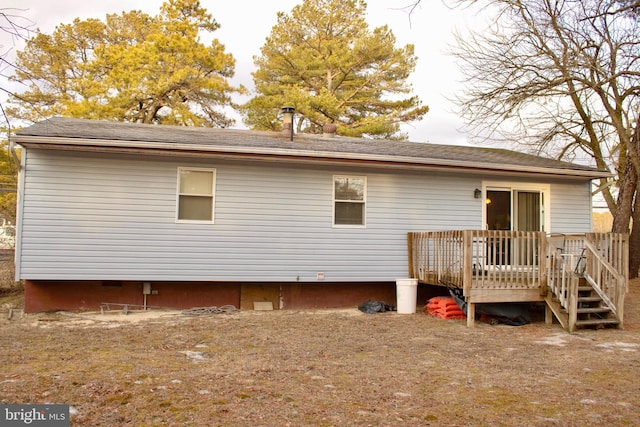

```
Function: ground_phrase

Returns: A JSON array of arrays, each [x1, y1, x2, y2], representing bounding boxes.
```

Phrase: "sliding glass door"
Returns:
[[486, 189, 544, 232], [484, 184, 548, 267]]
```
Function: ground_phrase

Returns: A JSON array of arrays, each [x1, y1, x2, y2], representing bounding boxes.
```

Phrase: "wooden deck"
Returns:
[[408, 230, 628, 331]]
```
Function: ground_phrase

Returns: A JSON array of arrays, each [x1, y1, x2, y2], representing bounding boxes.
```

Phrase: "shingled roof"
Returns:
[[14, 117, 608, 179]]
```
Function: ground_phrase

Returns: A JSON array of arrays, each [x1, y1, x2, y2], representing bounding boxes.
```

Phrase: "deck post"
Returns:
[[568, 275, 578, 333], [616, 275, 625, 329], [539, 232, 548, 296], [462, 230, 473, 295], [544, 304, 553, 325], [616, 234, 627, 329], [467, 303, 476, 328], [407, 233, 415, 279], [463, 230, 474, 327]]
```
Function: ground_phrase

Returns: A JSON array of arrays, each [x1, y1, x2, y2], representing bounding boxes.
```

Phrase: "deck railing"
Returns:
[[584, 233, 629, 286], [547, 244, 580, 327], [548, 233, 628, 282], [546, 233, 628, 330], [408, 230, 466, 288], [408, 230, 628, 330], [408, 230, 546, 296]]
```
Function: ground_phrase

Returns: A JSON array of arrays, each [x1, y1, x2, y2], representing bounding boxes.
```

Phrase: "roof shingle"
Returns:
[[15, 117, 607, 178]]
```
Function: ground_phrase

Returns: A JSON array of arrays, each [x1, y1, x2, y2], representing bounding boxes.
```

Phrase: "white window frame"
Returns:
[[176, 167, 216, 223], [333, 175, 367, 228], [481, 181, 551, 232]]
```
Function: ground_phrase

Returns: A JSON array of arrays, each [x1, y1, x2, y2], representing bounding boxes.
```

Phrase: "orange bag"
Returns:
[[425, 296, 466, 319]]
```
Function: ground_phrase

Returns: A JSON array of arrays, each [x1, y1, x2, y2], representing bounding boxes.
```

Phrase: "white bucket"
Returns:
[[396, 278, 418, 314]]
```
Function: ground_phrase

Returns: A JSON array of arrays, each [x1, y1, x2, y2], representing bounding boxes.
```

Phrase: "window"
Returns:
[[177, 168, 215, 222], [333, 175, 366, 226]]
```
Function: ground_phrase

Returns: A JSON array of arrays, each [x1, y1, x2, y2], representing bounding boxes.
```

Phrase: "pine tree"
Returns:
[[9, 0, 242, 127], [242, 0, 428, 139]]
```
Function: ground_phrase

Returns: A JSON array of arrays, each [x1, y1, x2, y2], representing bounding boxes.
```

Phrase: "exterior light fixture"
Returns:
[[474, 188, 481, 199], [281, 106, 295, 141]]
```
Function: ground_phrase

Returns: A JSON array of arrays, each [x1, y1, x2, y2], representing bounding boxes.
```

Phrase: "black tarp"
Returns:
[[358, 300, 395, 314], [449, 288, 531, 326]]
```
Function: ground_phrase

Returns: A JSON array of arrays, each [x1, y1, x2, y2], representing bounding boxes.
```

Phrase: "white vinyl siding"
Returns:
[[549, 181, 592, 233], [177, 167, 215, 222], [16, 149, 594, 282]]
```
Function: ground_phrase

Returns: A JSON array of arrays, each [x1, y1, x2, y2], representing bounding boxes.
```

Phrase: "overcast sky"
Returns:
[[1, 0, 481, 145]]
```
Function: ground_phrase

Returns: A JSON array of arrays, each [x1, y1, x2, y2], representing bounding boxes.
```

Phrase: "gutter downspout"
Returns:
[[9, 136, 21, 170], [3, 117, 23, 281], [8, 122, 25, 282], [1, 107, 21, 170], [13, 149, 25, 281]]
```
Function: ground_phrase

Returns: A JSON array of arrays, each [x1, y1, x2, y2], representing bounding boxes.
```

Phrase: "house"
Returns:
[[13, 117, 614, 318]]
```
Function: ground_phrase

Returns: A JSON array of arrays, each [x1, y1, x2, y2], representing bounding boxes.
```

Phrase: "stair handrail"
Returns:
[[546, 243, 582, 331], [547, 244, 576, 310], [583, 240, 625, 280], [582, 239, 625, 317]]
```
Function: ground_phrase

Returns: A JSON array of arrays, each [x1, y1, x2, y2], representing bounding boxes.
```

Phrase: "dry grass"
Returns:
[[2, 281, 640, 426]]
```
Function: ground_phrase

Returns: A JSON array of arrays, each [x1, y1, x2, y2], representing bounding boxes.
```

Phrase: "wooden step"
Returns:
[[558, 305, 611, 314], [576, 318, 619, 327], [577, 307, 611, 314], [578, 296, 603, 303]]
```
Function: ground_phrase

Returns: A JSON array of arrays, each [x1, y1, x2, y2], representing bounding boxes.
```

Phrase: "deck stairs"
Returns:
[[408, 231, 628, 331], [545, 277, 620, 331], [545, 244, 623, 332]]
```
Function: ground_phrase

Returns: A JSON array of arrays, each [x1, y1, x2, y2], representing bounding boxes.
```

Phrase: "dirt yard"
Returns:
[[1, 282, 640, 427]]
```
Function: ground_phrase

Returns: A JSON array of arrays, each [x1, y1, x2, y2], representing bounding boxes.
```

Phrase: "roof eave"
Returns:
[[13, 135, 611, 180]]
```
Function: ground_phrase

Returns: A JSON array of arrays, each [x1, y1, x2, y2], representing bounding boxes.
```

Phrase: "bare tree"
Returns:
[[446, 0, 640, 275], [0, 8, 36, 126], [0, 9, 33, 223]]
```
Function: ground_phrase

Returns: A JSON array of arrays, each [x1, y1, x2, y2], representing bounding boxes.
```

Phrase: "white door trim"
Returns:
[[481, 181, 551, 232]]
